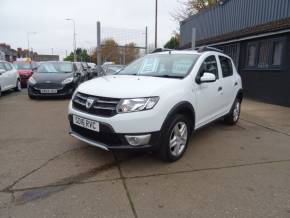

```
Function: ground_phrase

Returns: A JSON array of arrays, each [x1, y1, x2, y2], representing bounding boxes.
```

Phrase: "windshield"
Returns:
[[14, 62, 32, 70], [119, 54, 199, 78], [37, 62, 73, 73]]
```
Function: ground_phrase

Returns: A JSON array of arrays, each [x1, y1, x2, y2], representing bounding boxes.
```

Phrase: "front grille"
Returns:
[[34, 83, 63, 90], [71, 123, 123, 146], [73, 92, 120, 117]]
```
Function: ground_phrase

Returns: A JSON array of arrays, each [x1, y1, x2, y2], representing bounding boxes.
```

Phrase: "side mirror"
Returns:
[[74, 72, 81, 77], [197, 72, 216, 84]]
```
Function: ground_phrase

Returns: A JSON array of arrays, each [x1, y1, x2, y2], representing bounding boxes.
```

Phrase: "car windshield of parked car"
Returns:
[[119, 54, 199, 78], [14, 62, 32, 70], [37, 62, 73, 73]]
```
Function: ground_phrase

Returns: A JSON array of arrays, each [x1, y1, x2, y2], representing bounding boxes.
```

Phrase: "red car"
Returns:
[[13, 61, 37, 87]]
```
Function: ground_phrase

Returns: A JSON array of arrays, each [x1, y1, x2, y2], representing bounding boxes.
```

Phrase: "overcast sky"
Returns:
[[0, 0, 180, 59]]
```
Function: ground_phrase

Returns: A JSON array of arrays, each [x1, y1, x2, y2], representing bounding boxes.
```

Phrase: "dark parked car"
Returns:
[[88, 63, 98, 78], [74, 62, 88, 82], [27, 61, 82, 99], [81, 62, 94, 80]]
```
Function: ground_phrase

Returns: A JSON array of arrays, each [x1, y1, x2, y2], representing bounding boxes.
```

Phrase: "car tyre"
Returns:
[[0, 86, 2, 97], [223, 98, 241, 125], [157, 114, 190, 162], [14, 79, 21, 92], [28, 93, 36, 100]]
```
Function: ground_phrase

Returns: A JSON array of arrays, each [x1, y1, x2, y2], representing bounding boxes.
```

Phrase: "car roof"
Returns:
[[149, 49, 232, 60]]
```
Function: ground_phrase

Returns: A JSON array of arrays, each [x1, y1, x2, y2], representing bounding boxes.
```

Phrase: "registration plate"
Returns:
[[73, 115, 100, 132], [40, 89, 58, 94]]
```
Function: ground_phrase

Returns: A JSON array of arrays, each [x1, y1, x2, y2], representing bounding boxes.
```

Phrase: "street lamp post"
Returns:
[[155, 0, 158, 49], [66, 18, 77, 62], [27, 32, 36, 59]]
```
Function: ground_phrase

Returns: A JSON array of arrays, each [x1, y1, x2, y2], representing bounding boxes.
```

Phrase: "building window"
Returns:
[[272, 41, 283, 66], [246, 43, 257, 67], [218, 43, 239, 67], [258, 40, 271, 68], [219, 56, 233, 78], [245, 37, 285, 70]]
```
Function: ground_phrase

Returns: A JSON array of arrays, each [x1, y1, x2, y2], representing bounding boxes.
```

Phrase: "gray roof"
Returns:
[[180, 0, 290, 47]]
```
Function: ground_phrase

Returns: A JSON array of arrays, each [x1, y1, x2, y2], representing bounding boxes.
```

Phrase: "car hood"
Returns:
[[33, 73, 73, 83], [77, 75, 182, 98], [18, 70, 32, 75]]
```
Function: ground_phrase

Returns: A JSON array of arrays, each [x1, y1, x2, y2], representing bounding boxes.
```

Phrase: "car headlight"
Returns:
[[117, 97, 159, 113], [62, 77, 74, 84], [28, 77, 36, 85]]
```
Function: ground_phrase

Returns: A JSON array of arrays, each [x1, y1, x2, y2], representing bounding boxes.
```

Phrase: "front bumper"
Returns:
[[19, 75, 31, 86], [28, 83, 76, 97], [68, 115, 161, 151]]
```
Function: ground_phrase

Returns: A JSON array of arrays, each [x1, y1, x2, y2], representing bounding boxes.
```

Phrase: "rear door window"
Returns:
[[219, 56, 233, 78]]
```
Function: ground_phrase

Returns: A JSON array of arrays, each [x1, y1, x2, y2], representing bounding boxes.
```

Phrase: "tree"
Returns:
[[123, 43, 140, 64], [91, 40, 140, 65], [63, 48, 91, 62], [173, 0, 219, 22], [164, 34, 180, 49], [101, 39, 120, 63]]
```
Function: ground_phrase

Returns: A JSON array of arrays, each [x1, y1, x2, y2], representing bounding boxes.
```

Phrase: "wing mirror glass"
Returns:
[[199, 72, 216, 83]]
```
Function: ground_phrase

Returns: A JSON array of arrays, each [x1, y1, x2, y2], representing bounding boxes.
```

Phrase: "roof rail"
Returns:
[[196, 46, 223, 53], [151, 48, 174, 53]]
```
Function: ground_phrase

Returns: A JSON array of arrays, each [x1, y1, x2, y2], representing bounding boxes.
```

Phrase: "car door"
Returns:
[[194, 55, 225, 128], [217, 55, 236, 113], [4, 62, 16, 88], [0, 62, 9, 90]]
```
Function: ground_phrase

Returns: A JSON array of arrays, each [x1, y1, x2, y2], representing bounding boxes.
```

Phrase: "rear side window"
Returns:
[[219, 56, 233, 78]]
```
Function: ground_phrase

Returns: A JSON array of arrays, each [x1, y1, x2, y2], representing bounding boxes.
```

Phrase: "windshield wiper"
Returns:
[[153, 75, 184, 79]]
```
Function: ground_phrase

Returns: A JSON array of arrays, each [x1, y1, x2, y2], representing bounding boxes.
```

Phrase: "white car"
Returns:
[[0, 61, 21, 96], [68, 47, 243, 162]]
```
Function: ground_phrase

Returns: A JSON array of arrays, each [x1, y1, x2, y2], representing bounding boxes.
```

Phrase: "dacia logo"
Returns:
[[86, 98, 95, 109]]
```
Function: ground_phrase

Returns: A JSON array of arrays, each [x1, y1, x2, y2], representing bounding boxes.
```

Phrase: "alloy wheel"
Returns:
[[17, 80, 21, 90], [233, 101, 240, 122], [169, 122, 188, 157]]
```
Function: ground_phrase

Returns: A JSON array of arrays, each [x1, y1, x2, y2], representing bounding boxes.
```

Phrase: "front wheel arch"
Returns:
[[236, 89, 243, 103], [161, 101, 195, 134]]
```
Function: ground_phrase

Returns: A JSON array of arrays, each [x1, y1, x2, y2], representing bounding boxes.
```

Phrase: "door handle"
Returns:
[[234, 82, 238, 87], [218, 87, 223, 92]]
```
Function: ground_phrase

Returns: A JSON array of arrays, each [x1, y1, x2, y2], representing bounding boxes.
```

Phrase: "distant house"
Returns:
[[34, 55, 59, 62], [180, 0, 290, 106], [0, 51, 5, 61], [0, 43, 17, 62]]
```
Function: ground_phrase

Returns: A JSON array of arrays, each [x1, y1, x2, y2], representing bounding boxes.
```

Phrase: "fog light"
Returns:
[[125, 134, 151, 146]]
